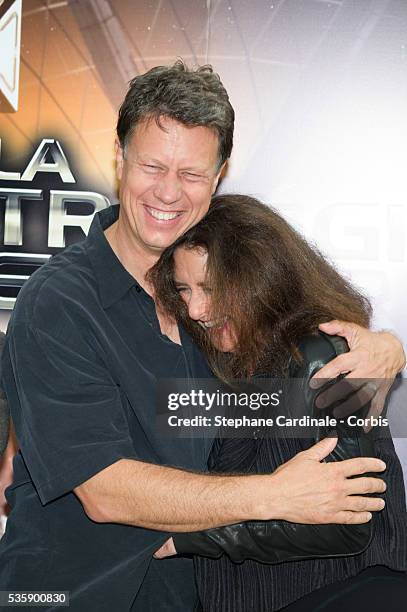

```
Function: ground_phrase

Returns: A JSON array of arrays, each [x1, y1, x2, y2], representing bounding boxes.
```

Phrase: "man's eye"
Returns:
[[143, 164, 161, 172], [175, 286, 189, 294], [183, 172, 203, 181]]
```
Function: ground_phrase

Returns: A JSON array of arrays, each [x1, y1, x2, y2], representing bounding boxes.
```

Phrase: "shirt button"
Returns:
[[135, 286, 141, 293]]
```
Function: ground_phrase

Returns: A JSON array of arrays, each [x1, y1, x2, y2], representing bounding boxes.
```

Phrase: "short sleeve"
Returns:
[[2, 322, 138, 504]]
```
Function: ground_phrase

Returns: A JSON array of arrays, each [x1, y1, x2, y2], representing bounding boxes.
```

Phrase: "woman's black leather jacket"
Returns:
[[173, 333, 376, 564]]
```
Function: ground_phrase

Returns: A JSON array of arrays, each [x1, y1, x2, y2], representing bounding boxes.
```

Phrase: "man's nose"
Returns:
[[154, 172, 182, 205]]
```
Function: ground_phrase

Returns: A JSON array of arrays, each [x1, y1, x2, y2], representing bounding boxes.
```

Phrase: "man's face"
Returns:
[[115, 116, 223, 254]]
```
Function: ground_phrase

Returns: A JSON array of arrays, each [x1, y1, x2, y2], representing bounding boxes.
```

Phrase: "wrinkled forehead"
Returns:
[[125, 116, 221, 169]]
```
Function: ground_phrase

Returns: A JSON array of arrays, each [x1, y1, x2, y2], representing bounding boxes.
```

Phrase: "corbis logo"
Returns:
[[0, 138, 111, 309]]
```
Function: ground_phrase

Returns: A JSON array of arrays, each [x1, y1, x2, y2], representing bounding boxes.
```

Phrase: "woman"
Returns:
[[149, 195, 407, 611]]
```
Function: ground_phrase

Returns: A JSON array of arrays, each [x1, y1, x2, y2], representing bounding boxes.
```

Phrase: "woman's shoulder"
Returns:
[[290, 331, 349, 378]]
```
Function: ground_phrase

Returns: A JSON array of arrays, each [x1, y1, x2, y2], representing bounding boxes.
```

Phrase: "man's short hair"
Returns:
[[116, 59, 234, 169]]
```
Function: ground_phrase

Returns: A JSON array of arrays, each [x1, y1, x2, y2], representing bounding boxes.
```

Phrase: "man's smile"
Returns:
[[144, 205, 184, 223]]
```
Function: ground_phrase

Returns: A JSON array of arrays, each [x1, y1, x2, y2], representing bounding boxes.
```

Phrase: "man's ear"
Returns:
[[115, 138, 124, 181], [212, 161, 227, 194]]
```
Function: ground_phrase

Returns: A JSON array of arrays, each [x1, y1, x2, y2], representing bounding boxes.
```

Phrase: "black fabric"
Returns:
[[194, 336, 407, 611], [281, 566, 407, 611], [0, 205, 215, 611], [0, 331, 8, 456], [195, 441, 407, 612]]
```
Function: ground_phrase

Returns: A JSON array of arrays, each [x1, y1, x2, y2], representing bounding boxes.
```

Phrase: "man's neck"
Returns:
[[104, 220, 159, 294], [105, 217, 180, 343]]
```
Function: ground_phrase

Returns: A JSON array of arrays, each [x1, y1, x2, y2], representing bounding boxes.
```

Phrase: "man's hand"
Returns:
[[258, 437, 386, 524], [310, 320, 406, 429]]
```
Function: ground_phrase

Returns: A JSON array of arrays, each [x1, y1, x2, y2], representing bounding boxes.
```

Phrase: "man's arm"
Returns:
[[75, 436, 386, 531], [316, 322, 406, 380], [5, 313, 386, 534]]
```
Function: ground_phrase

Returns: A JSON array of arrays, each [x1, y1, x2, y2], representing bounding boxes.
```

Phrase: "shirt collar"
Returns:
[[86, 204, 140, 309]]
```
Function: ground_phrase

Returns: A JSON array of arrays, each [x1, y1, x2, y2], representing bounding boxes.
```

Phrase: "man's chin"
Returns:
[[145, 237, 178, 251], [143, 230, 187, 253]]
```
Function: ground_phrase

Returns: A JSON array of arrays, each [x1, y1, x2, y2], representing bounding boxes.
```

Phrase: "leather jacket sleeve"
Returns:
[[172, 332, 375, 563]]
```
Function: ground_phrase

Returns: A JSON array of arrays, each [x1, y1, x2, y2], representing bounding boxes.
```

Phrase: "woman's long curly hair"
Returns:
[[148, 195, 371, 380]]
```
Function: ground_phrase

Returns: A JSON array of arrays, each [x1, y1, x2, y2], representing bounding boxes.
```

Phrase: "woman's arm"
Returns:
[[158, 333, 380, 563]]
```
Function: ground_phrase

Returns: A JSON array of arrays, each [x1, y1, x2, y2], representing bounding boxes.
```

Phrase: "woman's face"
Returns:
[[173, 247, 236, 352]]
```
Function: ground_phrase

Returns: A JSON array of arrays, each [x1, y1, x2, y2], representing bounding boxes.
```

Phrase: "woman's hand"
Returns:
[[154, 537, 177, 559], [310, 321, 405, 429]]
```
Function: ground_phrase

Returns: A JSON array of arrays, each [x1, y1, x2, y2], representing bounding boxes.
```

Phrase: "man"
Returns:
[[0, 61, 404, 611]]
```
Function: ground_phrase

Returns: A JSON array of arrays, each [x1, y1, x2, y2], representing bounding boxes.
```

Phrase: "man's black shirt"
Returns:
[[0, 205, 214, 611]]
